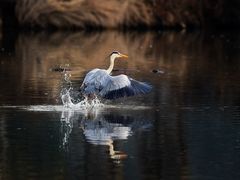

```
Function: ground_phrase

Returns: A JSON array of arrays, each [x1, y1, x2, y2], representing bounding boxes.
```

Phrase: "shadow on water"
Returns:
[[0, 30, 240, 179]]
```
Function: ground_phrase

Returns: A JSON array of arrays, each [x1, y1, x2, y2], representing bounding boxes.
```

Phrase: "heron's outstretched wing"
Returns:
[[99, 74, 152, 99]]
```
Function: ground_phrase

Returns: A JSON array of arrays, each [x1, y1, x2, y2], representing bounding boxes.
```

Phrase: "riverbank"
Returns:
[[0, 0, 239, 30]]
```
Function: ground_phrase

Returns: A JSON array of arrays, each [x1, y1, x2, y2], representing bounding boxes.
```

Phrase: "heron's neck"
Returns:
[[106, 56, 115, 74]]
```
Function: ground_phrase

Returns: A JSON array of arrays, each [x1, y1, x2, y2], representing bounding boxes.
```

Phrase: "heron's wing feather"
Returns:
[[100, 75, 152, 99], [81, 69, 109, 94], [82, 68, 100, 84]]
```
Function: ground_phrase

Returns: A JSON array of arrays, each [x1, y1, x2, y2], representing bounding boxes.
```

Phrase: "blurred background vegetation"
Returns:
[[0, 0, 239, 30]]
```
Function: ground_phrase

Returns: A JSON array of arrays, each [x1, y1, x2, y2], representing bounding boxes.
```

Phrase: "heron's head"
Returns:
[[110, 51, 128, 60]]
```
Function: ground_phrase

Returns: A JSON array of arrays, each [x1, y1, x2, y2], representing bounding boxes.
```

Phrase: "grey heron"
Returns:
[[80, 51, 152, 99]]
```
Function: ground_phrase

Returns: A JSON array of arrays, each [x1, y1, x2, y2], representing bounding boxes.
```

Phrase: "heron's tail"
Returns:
[[130, 79, 152, 95], [102, 79, 152, 100]]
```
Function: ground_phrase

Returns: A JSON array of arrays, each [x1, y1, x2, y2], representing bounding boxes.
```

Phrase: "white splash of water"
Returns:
[[61, 88, 103, 110], [60, 70, 103, 110]]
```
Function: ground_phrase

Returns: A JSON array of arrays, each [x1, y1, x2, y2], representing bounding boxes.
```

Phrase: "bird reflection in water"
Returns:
[[60, 108, 152, 162], [80, 112, 130, 161]]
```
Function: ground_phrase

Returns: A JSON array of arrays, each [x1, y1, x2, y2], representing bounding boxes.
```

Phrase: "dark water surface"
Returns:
[[0, 30, 240, 180]]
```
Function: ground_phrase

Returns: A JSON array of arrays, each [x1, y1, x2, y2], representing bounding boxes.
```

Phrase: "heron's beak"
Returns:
[[120, 54, 128, 59]]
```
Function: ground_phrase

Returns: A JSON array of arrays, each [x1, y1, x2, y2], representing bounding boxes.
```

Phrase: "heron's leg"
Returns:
[[87, 93, 96, 100], [87, 94, 99, 105], [92, 93, 97, 99]]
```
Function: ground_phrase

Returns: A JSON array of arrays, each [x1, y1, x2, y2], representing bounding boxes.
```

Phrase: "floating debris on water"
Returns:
[[152, 69, 165, 74], [50, 67, 72, 72]]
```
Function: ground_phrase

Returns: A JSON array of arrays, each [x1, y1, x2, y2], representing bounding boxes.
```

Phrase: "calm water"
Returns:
[[0, 30, 240, 180]]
